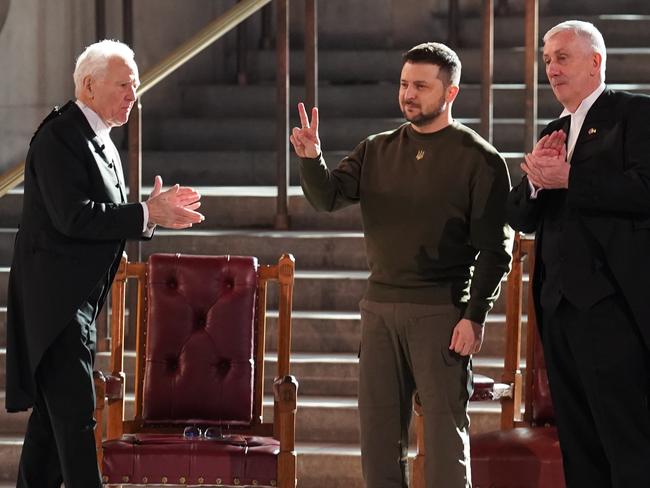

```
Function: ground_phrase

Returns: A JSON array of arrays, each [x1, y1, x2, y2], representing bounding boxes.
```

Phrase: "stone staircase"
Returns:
[[1, 6, 650, 488]]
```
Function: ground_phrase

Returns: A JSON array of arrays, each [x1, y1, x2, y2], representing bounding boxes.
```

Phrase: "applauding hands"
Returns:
[[146, 175, 204, 229], [290, 102, 321, 158], [521, 129, 570, 190]]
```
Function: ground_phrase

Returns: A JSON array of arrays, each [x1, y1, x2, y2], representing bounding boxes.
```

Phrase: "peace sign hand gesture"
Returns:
[[290, 102, 321, 159]]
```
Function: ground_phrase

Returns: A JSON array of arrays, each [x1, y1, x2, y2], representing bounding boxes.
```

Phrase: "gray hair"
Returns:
[[73, 40, 137, 98], [543, 20, 607, 80]]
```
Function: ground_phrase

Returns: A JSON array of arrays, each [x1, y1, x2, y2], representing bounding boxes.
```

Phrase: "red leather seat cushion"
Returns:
[[103, 434, 279, 485], [142, 254, 258, 426], [471, 427, 565, 487]]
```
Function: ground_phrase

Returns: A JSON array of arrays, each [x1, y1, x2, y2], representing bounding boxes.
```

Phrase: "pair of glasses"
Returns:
[[182, 425, 225, 440]]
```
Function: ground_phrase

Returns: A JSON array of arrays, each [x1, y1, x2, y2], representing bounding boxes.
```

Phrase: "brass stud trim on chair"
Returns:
[[179, 476, 186, 484], [234, 478, 241, 485], [102, 475, 109, 483], [198, 477, 204, 484], [216, 478, 222, 485], [142, 476, 148, 483], [161, 475, 168, 484], [270, 480, 277, 486], [122, 475, 130, 483], [252, 480, 258, 486]]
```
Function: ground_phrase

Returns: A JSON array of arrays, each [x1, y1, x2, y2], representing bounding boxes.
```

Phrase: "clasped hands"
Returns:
[[520, 129, 570, 190], [146, 175, 204, 229]]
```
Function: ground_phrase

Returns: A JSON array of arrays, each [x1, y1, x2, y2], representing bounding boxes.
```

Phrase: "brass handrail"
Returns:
[[0, 162, 26, 198], [0, 0, 273, 197], [138, 0, 272, 97]]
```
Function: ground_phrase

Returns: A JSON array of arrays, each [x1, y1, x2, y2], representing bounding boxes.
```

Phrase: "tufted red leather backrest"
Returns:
[[141, 254, 259, 426]]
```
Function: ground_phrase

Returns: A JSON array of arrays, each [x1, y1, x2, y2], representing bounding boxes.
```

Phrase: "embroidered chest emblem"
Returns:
[[416, 149, 425, 160]]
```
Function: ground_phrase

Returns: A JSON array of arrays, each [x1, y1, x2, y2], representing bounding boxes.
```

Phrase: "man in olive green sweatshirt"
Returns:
[[290, 42, 513, 488]]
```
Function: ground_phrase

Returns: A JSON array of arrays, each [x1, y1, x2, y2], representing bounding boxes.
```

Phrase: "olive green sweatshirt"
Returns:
[[299, 121, 514, 324]]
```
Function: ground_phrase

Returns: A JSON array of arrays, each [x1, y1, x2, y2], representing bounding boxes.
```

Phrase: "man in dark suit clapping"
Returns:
[[507, 20, 650, 487], [6, 40, 205, 488]]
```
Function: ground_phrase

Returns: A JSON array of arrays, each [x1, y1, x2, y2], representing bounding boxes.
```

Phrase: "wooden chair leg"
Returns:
[[274, 375, 298, 488], [412, 392, 426, 488], [93, 371, 106, 469]]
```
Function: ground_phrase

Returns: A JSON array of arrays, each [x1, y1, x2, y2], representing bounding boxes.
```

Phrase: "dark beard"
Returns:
[[401, 98, 446, 126]]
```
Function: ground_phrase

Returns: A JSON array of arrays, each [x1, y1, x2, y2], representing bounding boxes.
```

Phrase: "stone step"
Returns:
[[263, 353, 522, 397], [543, 1, 650, 15], [434, 14, 650, 48], [0, 186, 365, 231], [181, 82, 650, 119], [146, 116, 554, 152], [266, 310, 529, 356], [0, 228, 368, 270], [224, 47, 650, 84], [309, 13, 650, 49], [0, 437, 22, 483], [266, 269, 528, 313]]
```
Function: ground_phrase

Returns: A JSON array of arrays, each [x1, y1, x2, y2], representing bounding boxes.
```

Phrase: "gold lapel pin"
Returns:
[[587, 127, 597, 135], [416, 149, 425, 160]]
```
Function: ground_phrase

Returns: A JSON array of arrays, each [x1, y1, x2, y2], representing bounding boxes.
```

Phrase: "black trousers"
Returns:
[[542, 294, 650, 488], [17, 301, 102, 488]]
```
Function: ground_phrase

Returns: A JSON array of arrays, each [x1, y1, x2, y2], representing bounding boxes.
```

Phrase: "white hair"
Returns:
[[543, 20, 607, 81], [73, 40, 138, 98]]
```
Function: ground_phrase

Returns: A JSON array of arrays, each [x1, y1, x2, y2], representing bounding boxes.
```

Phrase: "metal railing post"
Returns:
[[125, 101, 142, 350], [305, 0, 318, 110], [275, 0, 290, 230], [480, 0, 494, 143], [237, 0, 249, 85], [260, 3, 273, 49], [448, 0, 459, 48], [127, 102, 142, 259], [95, 0, 106, 41], [524, 0, 539, 152]]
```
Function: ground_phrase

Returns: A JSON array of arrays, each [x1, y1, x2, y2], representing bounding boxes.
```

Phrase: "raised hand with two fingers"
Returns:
[[290, 102, 321, 158]]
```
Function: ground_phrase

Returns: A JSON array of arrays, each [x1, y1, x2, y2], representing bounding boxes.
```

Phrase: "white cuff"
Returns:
[[528, 180, 542, 199], [141, 202, 155, 236]]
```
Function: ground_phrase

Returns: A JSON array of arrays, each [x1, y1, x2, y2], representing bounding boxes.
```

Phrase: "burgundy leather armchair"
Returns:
[[94, 253, 297, 487]]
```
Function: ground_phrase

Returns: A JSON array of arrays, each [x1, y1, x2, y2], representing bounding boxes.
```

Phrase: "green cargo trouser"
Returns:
[[358, 299, 473, 488]]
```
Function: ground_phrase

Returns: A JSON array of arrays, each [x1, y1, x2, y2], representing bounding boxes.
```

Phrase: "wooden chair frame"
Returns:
[[94, 253, 297, 487]]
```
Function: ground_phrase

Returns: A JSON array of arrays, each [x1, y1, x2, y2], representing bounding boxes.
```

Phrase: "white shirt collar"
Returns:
[[75, 99, 112, 138], [560, 82, 606, 118]]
